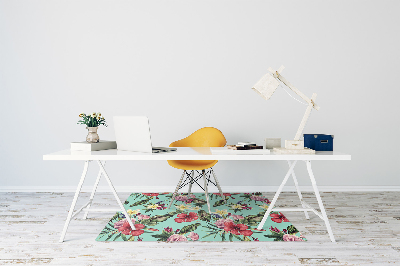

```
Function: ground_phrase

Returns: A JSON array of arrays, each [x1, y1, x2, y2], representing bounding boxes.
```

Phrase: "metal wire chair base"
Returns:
[[168, 167, 225, 213], [178, 169, 216, 191]]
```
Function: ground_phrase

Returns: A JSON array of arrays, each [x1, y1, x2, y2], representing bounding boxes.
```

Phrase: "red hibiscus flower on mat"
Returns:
[[118, 222, 145, 236], [174, 212, 198, 223], [223, 221, 253, 236], [270, 212, 289, 223]]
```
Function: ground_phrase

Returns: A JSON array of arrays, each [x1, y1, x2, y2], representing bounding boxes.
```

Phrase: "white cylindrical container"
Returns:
[[265, 138, 281, 149]]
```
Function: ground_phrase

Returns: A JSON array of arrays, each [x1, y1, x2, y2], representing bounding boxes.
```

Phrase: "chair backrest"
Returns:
[[170, 127, 226, 148]]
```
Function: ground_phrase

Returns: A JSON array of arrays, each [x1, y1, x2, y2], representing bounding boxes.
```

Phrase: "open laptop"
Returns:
[[113, 116, 176, 153]]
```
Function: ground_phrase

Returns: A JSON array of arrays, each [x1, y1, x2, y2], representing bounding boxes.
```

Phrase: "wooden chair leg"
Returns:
[[168, 170, 186, 209], [211, 168, 225, 202], [202, 169, 211, 213], [188, 170, 194, 196]]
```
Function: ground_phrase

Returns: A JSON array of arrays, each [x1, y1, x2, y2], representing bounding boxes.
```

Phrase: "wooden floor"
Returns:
[[0, 191, 399, 265]]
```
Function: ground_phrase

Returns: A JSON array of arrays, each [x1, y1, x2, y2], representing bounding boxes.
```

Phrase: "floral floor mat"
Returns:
[[96, 192, 307, 242]]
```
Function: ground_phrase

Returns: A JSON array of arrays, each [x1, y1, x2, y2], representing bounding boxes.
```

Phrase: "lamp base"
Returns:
[[285, 140, 304, 149], [273, 147, 315, 154]]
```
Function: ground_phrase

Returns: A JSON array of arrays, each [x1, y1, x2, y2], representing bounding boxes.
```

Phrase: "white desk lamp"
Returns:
[[252, 66, 319, 154]]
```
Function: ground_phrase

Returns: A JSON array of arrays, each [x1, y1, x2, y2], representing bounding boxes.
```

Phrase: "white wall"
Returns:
[[1, 0, 399, 190]]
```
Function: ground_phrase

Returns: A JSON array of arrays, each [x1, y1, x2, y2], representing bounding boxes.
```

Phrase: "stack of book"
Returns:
[[70, 140, 117, 151], [227, 142, 263, 150], [211, 142, 270, 155]]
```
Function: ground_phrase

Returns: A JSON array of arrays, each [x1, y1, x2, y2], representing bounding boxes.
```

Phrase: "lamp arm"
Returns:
[[294, 93, 317, 140], [273, 72, 320, 111]]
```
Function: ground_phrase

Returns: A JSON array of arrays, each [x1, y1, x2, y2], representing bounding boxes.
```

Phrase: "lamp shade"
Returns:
[[251, 73, 280, 101]]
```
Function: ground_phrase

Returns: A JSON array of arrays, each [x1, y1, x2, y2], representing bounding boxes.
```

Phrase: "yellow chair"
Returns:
[[167, 127, 227, 212]]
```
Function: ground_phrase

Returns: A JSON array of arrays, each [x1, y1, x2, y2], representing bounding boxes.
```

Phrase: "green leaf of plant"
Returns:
[[245, 213, 264, 226], [129, 198, 152, 207], [264, 234, 283, 241], [287, 225, 299, 235], [202, 231, 218, 239], [197, 210, 211, 222], [143, 212, 176, 226], [151, 231, 173, 242], [178, 223, 201, 235], [113, 232, 121, 241], [229, 233, 241, 241], [192, 198, 207, 204], [104, 233, 115, 241], [213, 199, 225, 207]]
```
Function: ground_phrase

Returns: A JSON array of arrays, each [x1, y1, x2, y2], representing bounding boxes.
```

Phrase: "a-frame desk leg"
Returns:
[[59, 160, 136, 242], [257, 160, 335, 242]]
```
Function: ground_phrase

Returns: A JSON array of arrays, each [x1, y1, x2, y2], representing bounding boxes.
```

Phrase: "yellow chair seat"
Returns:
[[168, 160, 218, 171], [167, 127, 226, 170]]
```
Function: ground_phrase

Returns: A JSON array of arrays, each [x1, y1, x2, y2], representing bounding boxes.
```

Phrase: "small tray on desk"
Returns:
[[211, 147, 270, 155]]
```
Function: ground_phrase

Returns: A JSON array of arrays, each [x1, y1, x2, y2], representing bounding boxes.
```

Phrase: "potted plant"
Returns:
[[77, 112, 107, 143]]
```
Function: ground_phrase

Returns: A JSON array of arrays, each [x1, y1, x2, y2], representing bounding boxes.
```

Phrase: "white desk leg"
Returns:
[[288, 160, 310, 220], [96, 160, 136, 231], [83, 161, 106, 219], [306, 160, 336, 242], [168, 170, 186, 209], [59, 160, 89, 242], [257, 160, 297, 230]]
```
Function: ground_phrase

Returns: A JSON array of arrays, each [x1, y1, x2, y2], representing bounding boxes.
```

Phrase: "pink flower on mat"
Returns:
[[250, 195, 270, 203], [175, 195, 188, 201], [283, 234, 304, 242], [137, 214, 150, 220], [174, 194, 195, 203], [143, 193, 159, 197], [229, 214, 244, 220], [167, 234, 188, 242], [213, 193, 233, 197], [188, 232, 199, 241], [215, 218, 232, 229], [114, 218, 135, 229]]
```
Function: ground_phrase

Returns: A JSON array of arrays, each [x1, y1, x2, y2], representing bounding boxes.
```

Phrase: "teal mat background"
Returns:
[[96, 192, 306, 242]]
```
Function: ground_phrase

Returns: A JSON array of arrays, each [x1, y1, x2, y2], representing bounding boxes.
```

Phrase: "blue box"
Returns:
[[304, 134, 334, 151]]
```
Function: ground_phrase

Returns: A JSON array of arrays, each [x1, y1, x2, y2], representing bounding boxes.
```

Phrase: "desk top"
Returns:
[[43, 147, 351, 161]]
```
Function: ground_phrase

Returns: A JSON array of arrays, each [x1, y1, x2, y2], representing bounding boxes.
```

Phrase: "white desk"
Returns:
[[43, 147, 351, 242]]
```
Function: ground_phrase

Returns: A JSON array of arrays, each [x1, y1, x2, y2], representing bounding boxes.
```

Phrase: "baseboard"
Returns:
[[1, 186, 400, 193]]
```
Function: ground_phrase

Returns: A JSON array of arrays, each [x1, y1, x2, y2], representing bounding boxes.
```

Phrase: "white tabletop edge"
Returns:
[[43, 148, 351, 161]]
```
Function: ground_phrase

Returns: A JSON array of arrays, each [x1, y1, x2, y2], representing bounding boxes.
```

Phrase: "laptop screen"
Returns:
[[113, 116, 153, 153]]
